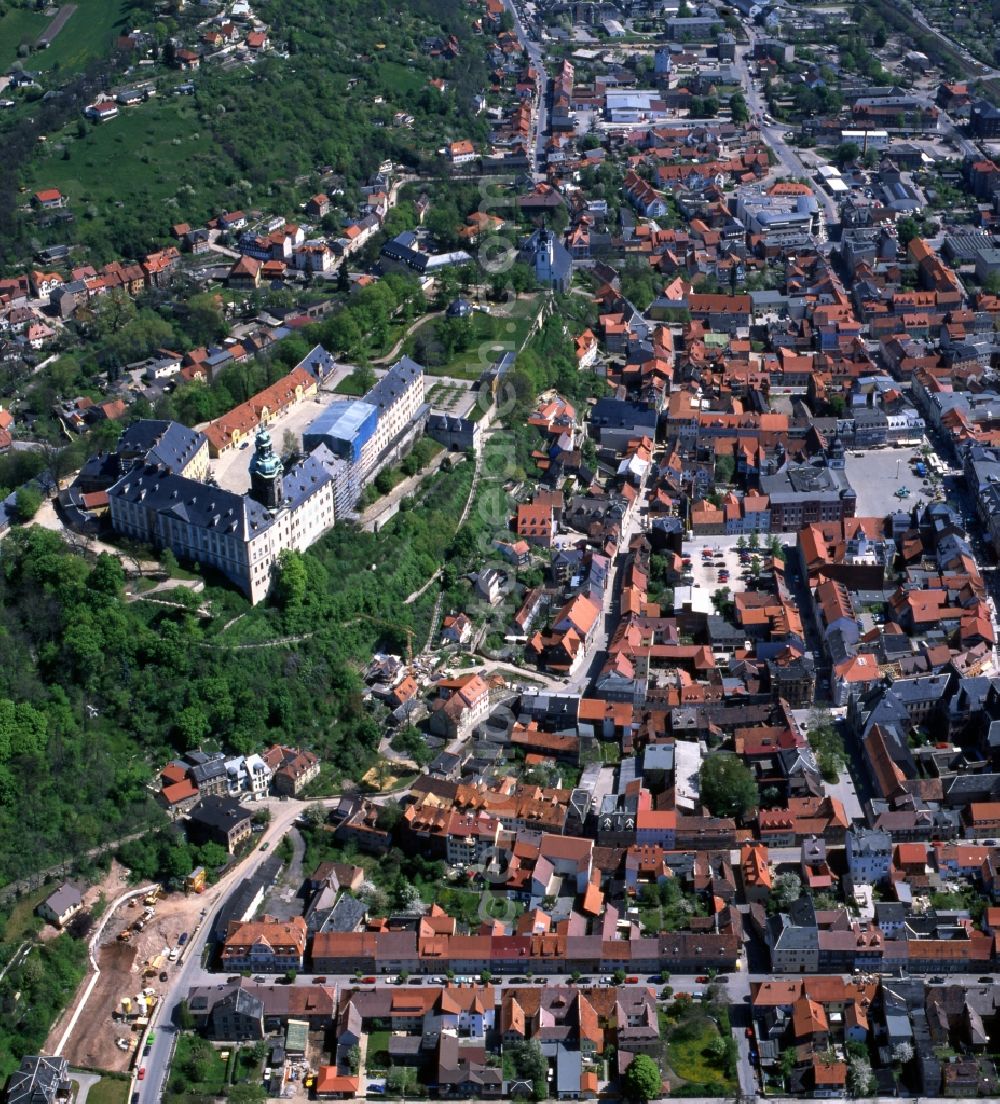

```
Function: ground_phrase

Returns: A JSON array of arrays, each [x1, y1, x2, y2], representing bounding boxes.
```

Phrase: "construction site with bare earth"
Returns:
[[46, 882, 207, 1074]]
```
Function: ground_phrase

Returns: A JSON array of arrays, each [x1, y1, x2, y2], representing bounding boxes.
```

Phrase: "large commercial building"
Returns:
[[758, 450, 857, 531], [89, 353, 426, 604], [108, 428, 335, 604], [367, 356, 425, 453], [302, 356, 426, 513]]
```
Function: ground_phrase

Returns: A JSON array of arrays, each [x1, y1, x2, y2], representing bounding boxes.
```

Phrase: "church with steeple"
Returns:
[[249, 426, 284, 513]]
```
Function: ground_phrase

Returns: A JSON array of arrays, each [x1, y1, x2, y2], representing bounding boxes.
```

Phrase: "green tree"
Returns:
[[807, 709, 846, 783], [714, 453, 735, 484], [352, 363, 376, 394], [176, 704, 210, 749], [896, 216, 921, 246], [834, 142, 861, 166], [196, 841, 229, 869], [729, 92, 749, 124], [623, 1054, 661, 1102], [184, 293, 228, 346], [274, 549, 308, 611], [770, 871, 802, 912], [847, 1054, 874, 1096], [984, 271, 1000, 295], [14, 485, 43, 521], [699, 752, 759, 818]]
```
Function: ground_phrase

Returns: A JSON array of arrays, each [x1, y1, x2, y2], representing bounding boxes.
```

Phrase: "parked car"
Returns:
[[138, 1069, 146, 1081], [625, 975, 638, 984], [361, 976, 376, 984], [312, 976, 328, 984], [178, 932, 188, 946]]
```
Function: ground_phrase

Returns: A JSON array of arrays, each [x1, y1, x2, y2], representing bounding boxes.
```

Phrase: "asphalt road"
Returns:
[[137, 798, 309, 1102], [736, 34, 840, 233], [502, 0, 547, 178]]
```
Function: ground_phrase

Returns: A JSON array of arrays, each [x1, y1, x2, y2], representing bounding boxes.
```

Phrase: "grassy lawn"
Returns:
[[366, 1030, 392, 1072], [666, 1016, 734, 1091], [639, 906, 662, 933], [335, 373, 368, 396], [80, 1076, 130, 1104], [376, 60, 426, 96], [1, 884, 48, 943], [599, 742, 621, 765], [168, 1035, 228, 1096], [484, 894, 524, 920], [430, 886, 483, 928], [32, 0, 133, 74], [0, 7, 48, 69], [410, 299, 539, 379]]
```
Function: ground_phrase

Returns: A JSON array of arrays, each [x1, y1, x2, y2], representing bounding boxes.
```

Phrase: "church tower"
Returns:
[[249, 426, 282, 513]]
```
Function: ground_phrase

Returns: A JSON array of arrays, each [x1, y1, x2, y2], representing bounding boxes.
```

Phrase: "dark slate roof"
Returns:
[[118, 419, 208, 472], [296, 344, 337, 382], [590, 398, 658, 430], [6, 1056, 69, 1104], [188, 794, 250, 832], [320, 894, 368, 933], [210, 856, 284, 942], [108, 465, 275, 541], [366, 356, 423, 412], [191, 758, 228, 785], [282, 452, 334, 509]]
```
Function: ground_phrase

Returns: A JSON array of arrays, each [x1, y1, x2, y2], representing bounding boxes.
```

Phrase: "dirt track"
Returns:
[[35, 3, 76, 47]]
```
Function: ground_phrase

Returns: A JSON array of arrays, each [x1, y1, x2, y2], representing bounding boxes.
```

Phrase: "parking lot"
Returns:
[[682, 534, 774, 614], [842, 445, 938, 518]]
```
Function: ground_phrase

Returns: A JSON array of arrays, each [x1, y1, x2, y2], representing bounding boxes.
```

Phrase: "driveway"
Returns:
[[69, 1071, 101, 1104]]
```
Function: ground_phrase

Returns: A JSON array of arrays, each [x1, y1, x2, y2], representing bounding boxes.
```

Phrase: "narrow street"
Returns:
[[502, 0, 548, 178]]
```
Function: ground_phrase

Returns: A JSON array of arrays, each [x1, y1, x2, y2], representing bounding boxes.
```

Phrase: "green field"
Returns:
[[36, 0, 133, 73], [412, 306, 537, 379], [167, 1036, 228, 1097], [1, 883, 48, 943], [0, 7, 49, 70], [377, 59, 426, 96], [34, 98, 196, 199], [366, 1030, 392, 1071], [666, 1017, 735, 1091], [0, 0, 133, 75]]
